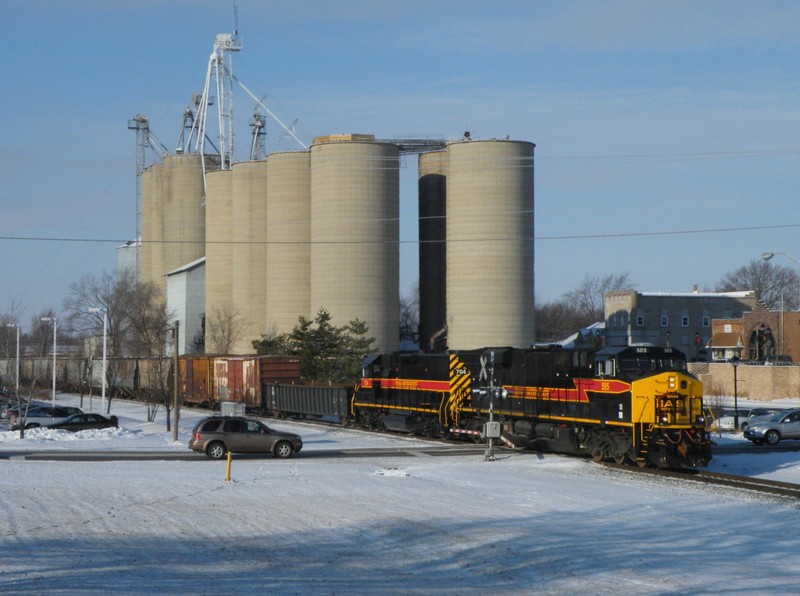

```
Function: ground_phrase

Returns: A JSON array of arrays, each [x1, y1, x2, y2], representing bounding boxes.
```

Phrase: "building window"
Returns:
[[636, 313, 644, 327], [661, 314, 669, 327], [682, 315, 689, 327], [702, 316, 710, 327]]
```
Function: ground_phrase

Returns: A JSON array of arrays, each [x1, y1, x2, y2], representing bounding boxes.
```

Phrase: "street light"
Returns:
[[731, 356, 740, 432], [761, 251, 798, 360], [41, 316, 57, 415], [762, 251, 800, 267], [88, 307, 108, 414], [6, 323, 19, 398]]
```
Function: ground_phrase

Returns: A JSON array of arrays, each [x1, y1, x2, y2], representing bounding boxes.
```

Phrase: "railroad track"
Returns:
[[602, 463, 800, 500]]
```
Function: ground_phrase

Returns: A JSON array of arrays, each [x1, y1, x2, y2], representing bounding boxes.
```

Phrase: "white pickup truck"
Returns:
[[8, 404, 83, 429]]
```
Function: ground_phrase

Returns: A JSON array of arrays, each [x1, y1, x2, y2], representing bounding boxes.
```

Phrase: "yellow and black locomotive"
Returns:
[[352, 344, 712, 468]]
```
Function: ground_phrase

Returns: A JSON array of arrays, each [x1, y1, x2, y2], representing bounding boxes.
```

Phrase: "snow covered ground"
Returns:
[[2, 394, 800, 594]]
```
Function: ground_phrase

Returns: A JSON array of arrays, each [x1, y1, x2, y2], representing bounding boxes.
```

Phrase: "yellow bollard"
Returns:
[[225, 451, 232, 482]]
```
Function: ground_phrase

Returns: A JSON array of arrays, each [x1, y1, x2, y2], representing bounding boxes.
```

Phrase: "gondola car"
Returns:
[[352, 345, 712, 468]]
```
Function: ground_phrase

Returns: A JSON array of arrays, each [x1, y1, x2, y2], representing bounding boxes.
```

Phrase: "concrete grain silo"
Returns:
[[162, 154, 205, 278], [418, 150, 447, 351], [310, 136, 400, 353], [204, 168, 234, 350], [231, 160, 268, 353], [445, 139, 535, 349], [265, 150, 311, 336]]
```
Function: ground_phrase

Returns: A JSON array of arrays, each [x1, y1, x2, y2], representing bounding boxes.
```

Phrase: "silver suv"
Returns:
[[743, 409, 800, 446], [189, 416, 303, 459]]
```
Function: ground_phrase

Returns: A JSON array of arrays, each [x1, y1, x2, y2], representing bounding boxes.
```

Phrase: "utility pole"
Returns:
[[173, 320, 180, 442]]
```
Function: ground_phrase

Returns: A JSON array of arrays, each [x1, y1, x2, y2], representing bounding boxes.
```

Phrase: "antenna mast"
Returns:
[[128, 114, 168, 281], [249, 108, 266, 161]]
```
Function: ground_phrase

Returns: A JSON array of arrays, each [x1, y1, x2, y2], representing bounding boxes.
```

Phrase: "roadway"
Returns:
[[0, 445, 487, 462], [3, 440, 799, 461]]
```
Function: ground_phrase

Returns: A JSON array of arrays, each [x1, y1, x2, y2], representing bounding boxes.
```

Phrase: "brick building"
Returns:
[[708, 302, 800, 363], [603, 289, 757, 358]]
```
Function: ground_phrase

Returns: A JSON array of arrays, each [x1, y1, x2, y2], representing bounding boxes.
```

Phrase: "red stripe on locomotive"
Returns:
[[360, 378, 450, 392], [504, 378, 631, 402]]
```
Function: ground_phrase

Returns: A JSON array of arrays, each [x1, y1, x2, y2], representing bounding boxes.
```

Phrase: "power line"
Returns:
[[4, 222, 800, 245]]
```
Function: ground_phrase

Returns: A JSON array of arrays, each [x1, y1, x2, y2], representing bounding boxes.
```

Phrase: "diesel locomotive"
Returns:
[[351, 344, 712, 468], [2, 343, 711, 468]]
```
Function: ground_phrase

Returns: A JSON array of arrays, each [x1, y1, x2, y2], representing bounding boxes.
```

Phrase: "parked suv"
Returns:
[[189, 416, 303, 460], [743, 409, 800, 446]]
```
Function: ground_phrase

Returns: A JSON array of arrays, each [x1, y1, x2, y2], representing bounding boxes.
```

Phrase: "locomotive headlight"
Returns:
[[667, 375, 676, 389]]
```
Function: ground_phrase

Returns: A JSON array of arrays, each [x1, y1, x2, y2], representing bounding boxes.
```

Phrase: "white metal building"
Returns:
[[166, 257, 206, 355]]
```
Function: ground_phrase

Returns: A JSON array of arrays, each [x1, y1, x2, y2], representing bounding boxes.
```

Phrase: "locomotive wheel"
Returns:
[[614, 453, 627, 465], [636, 459, 648, 469], [420, 418, 437, 438], [592, 450, 604, 463]]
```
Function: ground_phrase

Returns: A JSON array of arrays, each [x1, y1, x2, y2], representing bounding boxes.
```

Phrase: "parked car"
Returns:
[[188, 416, 303, 460], [710, 408, 781, 432], [744, 409, 800, 446], [8, 405, 83, 430], [47, 413, 119, 432]]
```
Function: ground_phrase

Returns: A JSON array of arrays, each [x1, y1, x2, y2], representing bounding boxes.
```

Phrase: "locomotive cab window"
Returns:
[[658, 357, 687, 372], [572, 350, 590, 370], [620, 358, 654, 372], [596, 358, 615, 377]]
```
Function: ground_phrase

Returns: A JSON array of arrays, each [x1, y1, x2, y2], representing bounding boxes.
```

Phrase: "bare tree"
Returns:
[[1, 299, 23, 363], [127, 282, 171, 357], [535, 299, 583, 343], [126, 281, 175, 429], [63, 269, 138, 410], [564, 273, 634, 327], [399, 282, 419, 343], [10, 308, 59, 439], [205, 305, 248, 354], [716, 259, 800, 310], [28, 309, 57, 358]]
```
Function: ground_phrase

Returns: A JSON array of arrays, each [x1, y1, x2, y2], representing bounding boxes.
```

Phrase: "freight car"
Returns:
[[180, 355, 301, 409], [349, 345, 712, 468]]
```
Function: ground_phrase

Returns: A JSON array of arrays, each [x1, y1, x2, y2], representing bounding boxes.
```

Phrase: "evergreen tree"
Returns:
[[252, 308, 376, 382]]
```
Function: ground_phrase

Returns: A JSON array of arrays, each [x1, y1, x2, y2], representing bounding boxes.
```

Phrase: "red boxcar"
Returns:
[[212, 355, 301, 409], [181, 356, 214, 407]]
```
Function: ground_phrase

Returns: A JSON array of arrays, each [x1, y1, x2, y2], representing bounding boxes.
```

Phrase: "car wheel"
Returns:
[[274, 441, 294, 459], [26, 423, 40, 429], [765, 430, 781, 446], [206, 442, 227, 460]]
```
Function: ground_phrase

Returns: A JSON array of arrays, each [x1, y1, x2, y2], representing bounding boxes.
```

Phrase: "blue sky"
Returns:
[[2, 0, 799, 328]]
